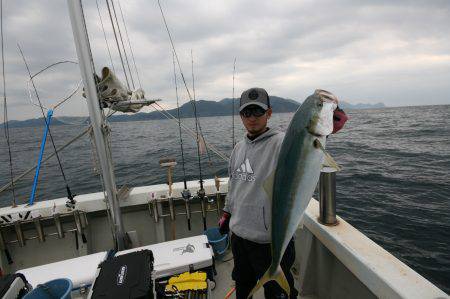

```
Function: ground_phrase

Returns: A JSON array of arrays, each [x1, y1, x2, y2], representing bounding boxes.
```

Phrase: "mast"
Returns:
[[67, 0, 126, 250]]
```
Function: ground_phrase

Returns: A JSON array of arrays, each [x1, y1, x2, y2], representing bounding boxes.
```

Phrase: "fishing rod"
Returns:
[[18, 44, 76, 207], [156, 0, 211, 161], [0, 126, 91, 196], [190, 51, 212, 166], [158, 1, 215, 230], [190, 50, 208, 231], [1, 0, 16, 207], [172, 52, 192, 231]]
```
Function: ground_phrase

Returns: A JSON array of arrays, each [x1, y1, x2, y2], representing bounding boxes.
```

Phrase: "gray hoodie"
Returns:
[[223, 128, 285, 243]]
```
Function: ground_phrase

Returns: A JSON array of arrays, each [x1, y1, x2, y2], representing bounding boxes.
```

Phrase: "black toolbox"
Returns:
[[89, 250, 154, 299]]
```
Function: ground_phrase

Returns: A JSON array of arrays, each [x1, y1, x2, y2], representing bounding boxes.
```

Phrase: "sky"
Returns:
[[1, 0, 449, 121]]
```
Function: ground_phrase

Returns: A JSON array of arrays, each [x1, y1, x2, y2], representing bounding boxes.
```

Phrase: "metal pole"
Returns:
[[319, 167, 338, 225], [67, 0, 126, 250]]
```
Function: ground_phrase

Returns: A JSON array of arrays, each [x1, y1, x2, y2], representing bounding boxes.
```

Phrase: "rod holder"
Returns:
[[214, 176, 222, 216], [319, 167, 338, 226], [152, 201, 159, 223], [14, 222, 25, 247], [199, 195, 207, 230], [168, 198, 175, 221], [73, 210, 87, 243], [215, 193, 221, 217], [33, 216, 45, 243], [79, 211, 88, 229], [53, 213, 65, 239], [182, 189, 192, 231]]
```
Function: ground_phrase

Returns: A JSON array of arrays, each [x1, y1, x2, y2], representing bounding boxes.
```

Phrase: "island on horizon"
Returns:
[[4, 96, 386, 128]]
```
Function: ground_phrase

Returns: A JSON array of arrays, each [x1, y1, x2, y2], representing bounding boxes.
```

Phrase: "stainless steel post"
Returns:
[[14, 222, 25, 247], [67, 0, 126, 250], [54, 213, 65, 239], [319, 167, 338, 225], [33, 217, 45, 243]]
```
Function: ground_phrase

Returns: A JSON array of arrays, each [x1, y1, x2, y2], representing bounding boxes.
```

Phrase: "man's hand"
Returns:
[[332, 106, 348, 134], [218, 211, 231, 235]]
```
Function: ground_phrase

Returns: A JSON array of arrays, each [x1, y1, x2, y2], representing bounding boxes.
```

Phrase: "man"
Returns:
[[219, 87, 347, 299]]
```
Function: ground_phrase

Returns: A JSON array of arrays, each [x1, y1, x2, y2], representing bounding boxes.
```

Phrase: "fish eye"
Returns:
[[318, 102, 323, 107]]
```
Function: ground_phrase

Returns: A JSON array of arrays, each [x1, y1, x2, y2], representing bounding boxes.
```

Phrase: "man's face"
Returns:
[[240, 105, 272, 136]]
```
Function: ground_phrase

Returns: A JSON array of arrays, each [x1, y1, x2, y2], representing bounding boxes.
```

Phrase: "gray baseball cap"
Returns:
[[239, 87, 270, 112]]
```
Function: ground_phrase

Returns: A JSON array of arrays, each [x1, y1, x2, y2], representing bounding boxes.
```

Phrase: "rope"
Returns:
[[95, 0, 116, 73], [110, 0, 135, 90], [105, 0, 130, 89], [17, 44, 75, 203], [79, 0, 98, 85], [1, 0, 16, 206], [116, 0, 142, 89]]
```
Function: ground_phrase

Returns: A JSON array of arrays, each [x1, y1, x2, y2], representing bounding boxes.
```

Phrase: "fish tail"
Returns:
[[247, 265, 290, 298]]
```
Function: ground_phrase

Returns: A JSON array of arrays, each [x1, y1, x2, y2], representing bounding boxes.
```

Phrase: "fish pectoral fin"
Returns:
[[263, 171, 275, 200], [247, 266, 290, 299], [314, 138, 342, 171], [323, 152, 341, 171]]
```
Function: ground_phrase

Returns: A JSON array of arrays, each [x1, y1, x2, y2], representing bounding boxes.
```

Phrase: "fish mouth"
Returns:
[[307, 90, 338, 136], [316, 89, 338, 105]]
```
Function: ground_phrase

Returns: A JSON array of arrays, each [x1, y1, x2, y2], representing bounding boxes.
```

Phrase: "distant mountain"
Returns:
[[6, 118, 67, 128], [3, 96, 385, 127]]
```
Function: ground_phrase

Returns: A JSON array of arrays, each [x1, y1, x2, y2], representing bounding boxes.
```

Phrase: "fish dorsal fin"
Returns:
[[263, 171, 275, 200], [314, 139, 341, 171]]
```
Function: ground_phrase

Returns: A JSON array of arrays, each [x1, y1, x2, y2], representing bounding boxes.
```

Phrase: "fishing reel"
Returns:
[[65, 187, 77, 209], [181, 189, 191, 202], [196, 188, 206, 201]]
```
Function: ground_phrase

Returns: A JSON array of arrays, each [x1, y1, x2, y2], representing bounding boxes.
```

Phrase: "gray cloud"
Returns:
[[1, 0, 449, 121]]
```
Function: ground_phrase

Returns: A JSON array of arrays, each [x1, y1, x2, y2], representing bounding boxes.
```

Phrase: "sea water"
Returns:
[[1, 105, 449, 292]]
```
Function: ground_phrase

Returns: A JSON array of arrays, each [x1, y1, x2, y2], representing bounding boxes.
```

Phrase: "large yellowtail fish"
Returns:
[[248, 89, 339, 298]]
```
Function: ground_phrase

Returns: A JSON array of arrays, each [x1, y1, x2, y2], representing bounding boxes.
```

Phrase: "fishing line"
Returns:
[[0, 126, 92, 196], [157, 0, 213, 197], [25, 60, 82, 111], [1, 0, 16, 207], [150, 102, 229, 161], [18, 44, 75, 205], [156, 0, 208, 130]]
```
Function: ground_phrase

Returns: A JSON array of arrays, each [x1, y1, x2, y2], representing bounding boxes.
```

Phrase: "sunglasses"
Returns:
[[240, 106, 267, 118]]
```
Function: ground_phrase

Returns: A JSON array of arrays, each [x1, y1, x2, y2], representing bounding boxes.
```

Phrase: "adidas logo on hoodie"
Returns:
[[232, 158, 256, 182]]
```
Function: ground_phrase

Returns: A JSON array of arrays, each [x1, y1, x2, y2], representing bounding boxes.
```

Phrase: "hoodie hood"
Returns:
[[245, 127, 279, 144]]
